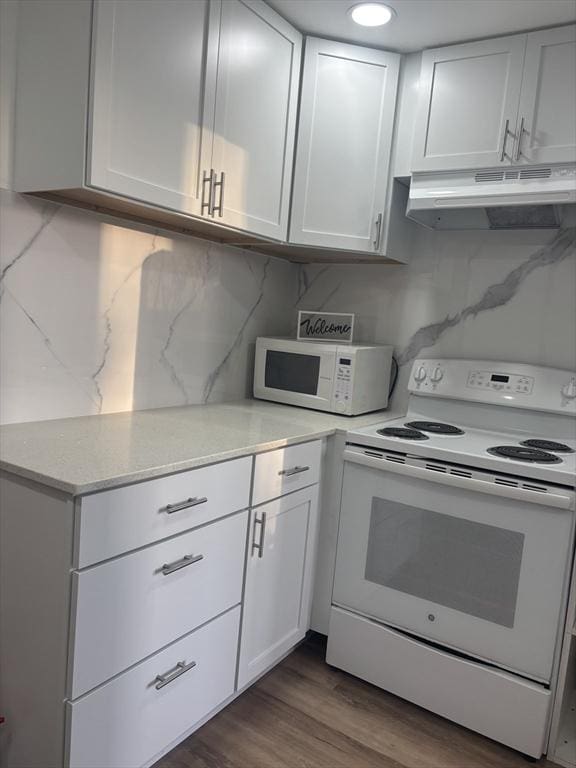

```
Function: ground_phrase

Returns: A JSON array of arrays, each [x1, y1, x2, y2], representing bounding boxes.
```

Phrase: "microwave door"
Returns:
[[333, 455, 574, 684], [262, 348, 336, 408]]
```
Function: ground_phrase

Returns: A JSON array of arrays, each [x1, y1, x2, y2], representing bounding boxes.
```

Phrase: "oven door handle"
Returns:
[[344, 448, 574, 510]]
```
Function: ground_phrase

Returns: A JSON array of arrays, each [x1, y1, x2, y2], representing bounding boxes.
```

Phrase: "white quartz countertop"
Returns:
[[0, 399, 399, 496]]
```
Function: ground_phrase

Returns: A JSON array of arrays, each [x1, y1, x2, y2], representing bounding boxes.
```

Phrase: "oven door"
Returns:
[[333, 446, 575, 683]]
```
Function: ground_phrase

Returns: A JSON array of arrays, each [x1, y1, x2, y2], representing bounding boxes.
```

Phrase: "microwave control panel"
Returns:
[[334, 357, 352, 410]]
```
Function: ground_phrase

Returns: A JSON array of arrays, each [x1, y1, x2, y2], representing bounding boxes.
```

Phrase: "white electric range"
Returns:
[[327, 359, 576, 759]]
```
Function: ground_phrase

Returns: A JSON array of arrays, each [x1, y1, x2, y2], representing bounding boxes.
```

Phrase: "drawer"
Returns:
[[76, 456, 252, 567], [70, 510, 247, 699], [327, 607, 551, 759], [67, 606, 239, 768], [252, 440, 322, 506]]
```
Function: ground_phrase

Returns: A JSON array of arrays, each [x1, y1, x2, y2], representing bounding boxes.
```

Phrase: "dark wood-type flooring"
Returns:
[[157, 635, 555, 768]]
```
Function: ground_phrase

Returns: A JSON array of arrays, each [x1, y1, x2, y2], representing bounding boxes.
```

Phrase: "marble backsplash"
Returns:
[[0, 189, 295, 424], [295, 224, 576, 411], [1, 187, 575, 424]]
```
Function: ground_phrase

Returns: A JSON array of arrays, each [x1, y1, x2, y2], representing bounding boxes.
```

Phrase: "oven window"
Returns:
[[264, 350, 320, 395], [365, 499, 524, 628]]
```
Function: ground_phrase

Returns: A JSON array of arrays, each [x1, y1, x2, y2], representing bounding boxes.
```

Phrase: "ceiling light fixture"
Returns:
[[348, 3, 395, 27]]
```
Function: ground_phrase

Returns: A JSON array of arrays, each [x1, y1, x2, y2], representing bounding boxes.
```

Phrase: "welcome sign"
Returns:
[[297, 311, 355, 343]]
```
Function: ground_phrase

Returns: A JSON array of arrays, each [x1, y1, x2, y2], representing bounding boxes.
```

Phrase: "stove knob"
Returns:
[[414, 365, 427, 383], [561, 378, 576, 399], [430, 366, 444, 383]]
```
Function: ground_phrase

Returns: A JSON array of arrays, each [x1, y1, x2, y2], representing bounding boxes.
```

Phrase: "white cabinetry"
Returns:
[[89, 0, 217, 217], [238, 484, 320, 689], [412, 35, 526, 171], [412, 24, 576, 171], [289, 38, 402, 255], [209, 0, 301, 239], [516, 26, 576, 166], [15, 0, 301, 241]]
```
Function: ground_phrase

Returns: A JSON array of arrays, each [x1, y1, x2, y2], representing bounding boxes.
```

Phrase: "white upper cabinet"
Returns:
[[412, 25, 576, 172], [210, 0, 301, 239], [289, 38, 401, 253], [516, 26, 576, 165], [89, 0, 218, 216], [14, 0, 300, 242], [412, 36, 526, 172]]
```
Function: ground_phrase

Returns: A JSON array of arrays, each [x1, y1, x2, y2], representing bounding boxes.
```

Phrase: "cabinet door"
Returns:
[[89, 0, 219, 215], [238, 485, 319, 689], [209, 0, 301, 240], [412, 36, 526, 172], [289, 39, 400, 253], [515, 25, 576, 165]]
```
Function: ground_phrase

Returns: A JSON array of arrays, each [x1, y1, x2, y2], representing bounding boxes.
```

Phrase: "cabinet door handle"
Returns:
[[278, 465, 310, 477], [211, 171, 225, 217], [373, 212, 383, 251], [515, 116, 526, 161], [164, 496, 208, 514], [500, 119, 510, 161], [160, 553, 204, 576], [252, 511, 267, 558], [154, 660, 196, 690], [201, 169, 214, 215]]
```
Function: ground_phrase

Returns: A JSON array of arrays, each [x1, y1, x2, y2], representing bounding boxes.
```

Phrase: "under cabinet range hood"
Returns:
[[406, 164, 576, 230]]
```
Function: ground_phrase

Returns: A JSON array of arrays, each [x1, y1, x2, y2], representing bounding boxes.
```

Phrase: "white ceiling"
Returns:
[[266, 0, 576, 52]]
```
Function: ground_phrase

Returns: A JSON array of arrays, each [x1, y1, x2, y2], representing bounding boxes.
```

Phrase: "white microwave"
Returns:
[[254, 337, 393, 415]]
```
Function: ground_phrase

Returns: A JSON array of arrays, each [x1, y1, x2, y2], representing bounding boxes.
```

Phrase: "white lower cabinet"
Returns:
[[70, 510, 248, 698], [238, 485, 320, 689], [67, 606, 240, 768]]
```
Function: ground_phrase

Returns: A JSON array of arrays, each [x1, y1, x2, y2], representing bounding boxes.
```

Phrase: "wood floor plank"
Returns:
[[155, 638, 554, 768]]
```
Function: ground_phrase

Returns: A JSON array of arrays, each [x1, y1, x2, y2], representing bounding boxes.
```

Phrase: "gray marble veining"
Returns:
[[396, 227, 575, 365]]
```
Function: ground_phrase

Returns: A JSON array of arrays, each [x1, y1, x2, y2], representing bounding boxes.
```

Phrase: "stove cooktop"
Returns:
[[348, 414, 576, 486]]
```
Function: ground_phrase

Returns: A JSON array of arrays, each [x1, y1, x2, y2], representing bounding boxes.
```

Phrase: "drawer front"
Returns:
[[67, 606, 239, 768], [71, 511, 247, 699], [76, 456, 252, 567], [327, 607, 551, 758], [253, 440, 322, 506]]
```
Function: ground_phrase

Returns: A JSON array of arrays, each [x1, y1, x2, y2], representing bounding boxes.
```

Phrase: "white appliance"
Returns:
[[253, 337, 393, 415], [328, 359, 576, 758], [407, 164, 576, 229]]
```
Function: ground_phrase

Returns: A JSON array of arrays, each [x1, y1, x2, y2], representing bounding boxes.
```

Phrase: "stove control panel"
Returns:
[[408, 359, 576, 415], [467, 370, 534, 394]]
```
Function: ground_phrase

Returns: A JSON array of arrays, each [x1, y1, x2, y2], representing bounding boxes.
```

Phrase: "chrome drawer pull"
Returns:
[[164, 496, 208, 514], [154, 660, 196, 690], [278, 465, 310, 477], [161, 553, 204, 576]]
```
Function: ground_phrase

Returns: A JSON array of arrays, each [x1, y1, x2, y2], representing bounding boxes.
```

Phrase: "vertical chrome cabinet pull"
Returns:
[[160, 553, 204, 576], [373, 212, 383, 251], [278, 465, 310, 477], [201, 169, 214, 215], [500, 119, 510, 161], [164, 496, 208, 514], [211, 172, 225, 217], [154, 660, 196, 690], [252, 512, 267, 558], [515, 117, 526, 161]]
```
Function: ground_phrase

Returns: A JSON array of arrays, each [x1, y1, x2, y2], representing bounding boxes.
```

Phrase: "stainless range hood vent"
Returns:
[[407, 164, 576, 230]]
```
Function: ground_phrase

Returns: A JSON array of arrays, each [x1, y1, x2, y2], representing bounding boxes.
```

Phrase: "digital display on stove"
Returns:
[[490, 374, 509, 383]]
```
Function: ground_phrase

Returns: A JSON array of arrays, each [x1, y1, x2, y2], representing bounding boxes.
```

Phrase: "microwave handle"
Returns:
[[344, 448, 574, 510]]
